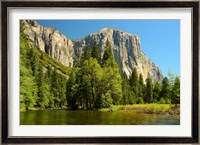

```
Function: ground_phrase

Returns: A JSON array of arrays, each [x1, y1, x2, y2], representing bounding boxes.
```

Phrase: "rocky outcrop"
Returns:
[[22, 20, 74, 67], [22, 20, 163, 82], [73, 28, 163, 82]]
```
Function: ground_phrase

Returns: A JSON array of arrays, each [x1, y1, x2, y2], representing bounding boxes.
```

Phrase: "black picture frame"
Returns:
[[1, 1, 199, 144]]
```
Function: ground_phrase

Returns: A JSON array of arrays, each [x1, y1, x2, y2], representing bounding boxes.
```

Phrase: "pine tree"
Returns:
[[102, 39, 112, 65], [145, 75, 153, 103], [101, 39, 122, 105], [138, 73, 145, 103], [171, 76, 180, 104], [129, 68, 139, 98], [153, 82, 162, 103], [91, 40, 100, 63], [122, 74, 135, 104], [58, 74, 67, 107], [66, 69, 79, 109], [20, 60, 38, 110], [138, 74, 144, 96], [29, 49, 39, 76], [47, 65, 55, 108], [139, 73, 144, 86], [160, 77, 171, 102], [81, 43, 91, 63], [36, 65, 50, 109], [81, 58, 103, 109], [102, 56, 122, 105]]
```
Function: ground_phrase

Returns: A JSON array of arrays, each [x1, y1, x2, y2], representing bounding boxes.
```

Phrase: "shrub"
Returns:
[[137, 97, 144, 104], [159, 97, 166, 104]]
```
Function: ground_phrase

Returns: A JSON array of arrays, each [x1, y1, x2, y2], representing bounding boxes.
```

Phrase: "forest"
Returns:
[[20, 24, 180, 111]]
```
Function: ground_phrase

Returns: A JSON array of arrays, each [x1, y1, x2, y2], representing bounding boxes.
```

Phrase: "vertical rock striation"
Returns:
[[73, 28, 163, 82], [22, 20, 163, 82], [22, 20, 74, 67]]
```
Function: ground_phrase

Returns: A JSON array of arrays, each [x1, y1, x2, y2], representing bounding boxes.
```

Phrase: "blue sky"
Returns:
[[37, 20, 180, 77]]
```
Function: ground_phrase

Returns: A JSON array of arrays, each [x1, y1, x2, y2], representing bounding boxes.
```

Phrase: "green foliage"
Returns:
[[137, 97, 144, 104], [153, 82, 162, 101], [160, 77, 171, 100], [159, 97, 166, 104], [102, 39, 112, 65], [20, 28, 38, 110], [101, 92, 113, 108], [91, 40, 101, 63], [66, 45, 122, 109], [20, 61, 38, 110], [100, 104, 179, 115], [50, 69, 67, 108], [168, 68, 176, 86], [46, 66, 54, 108], [36, 65, 50, 109], [138, 73, 145, 100], [122, 74, 136, 105], [66, 68, 80, 109], [171, 77, 180, 104], [20, 26, 70, 76], [102, 56, 122, 105], [29, 48, 39, 76], [20, 22, 68, 110], [20, 21, 180, 111], [145, 74, 153, 103], [66, 56, 122, 109], [81, 44, 91, 63], [58, 75, 67, 107], [81, 58, 103, 109], [165, 98, 171, 104], [39, 50, 71, 75], [129, 68, 139, 97]]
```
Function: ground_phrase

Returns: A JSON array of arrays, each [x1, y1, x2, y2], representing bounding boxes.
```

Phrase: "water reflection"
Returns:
[[20, 110, 180, 125]]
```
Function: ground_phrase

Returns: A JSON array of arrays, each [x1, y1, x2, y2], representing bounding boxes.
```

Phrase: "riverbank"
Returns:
[[20, 107, 67, 112], [20, 108, 39, 112], [100, 104, 180, 115], [20, 104, 180, 115]]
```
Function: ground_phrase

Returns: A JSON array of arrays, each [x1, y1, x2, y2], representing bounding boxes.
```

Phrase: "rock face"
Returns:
[[73, 28, 163, 82], [22, 20, 163, 82], [22, 20, 74, 67]]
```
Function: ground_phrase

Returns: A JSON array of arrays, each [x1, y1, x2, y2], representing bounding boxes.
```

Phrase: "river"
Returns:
[[20, 110, 179, 125]]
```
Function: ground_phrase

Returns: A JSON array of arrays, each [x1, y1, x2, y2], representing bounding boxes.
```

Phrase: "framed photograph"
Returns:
[[1, 1, 199, 144]]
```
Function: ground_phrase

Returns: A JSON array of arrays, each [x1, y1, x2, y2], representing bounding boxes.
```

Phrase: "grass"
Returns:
[[20, 106, 68, 112], [100, 104, 180, 115], [20, 107, 40, 112]]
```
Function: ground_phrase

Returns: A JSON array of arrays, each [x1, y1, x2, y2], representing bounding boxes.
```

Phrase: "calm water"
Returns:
[[20, 110, 180, 125]]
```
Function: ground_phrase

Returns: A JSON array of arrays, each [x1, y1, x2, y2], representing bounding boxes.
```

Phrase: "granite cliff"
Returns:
[[73, 28, 163, 82], [22, 20, 163, 82], [22, 20, 74, 67]]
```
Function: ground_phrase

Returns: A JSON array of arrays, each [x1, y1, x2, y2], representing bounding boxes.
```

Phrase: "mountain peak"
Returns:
[[75, 27, 163, 82], [22, 20, 163, 83], [98, 27, 139, 38], [100, 27, 117, 31], [87, 27, 117, 36]]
